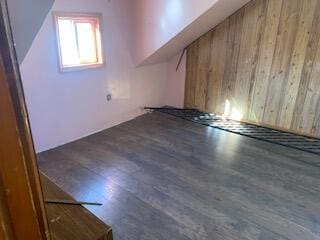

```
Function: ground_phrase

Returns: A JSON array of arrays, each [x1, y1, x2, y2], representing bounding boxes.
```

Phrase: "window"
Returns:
[[53, 12, 104, 72]]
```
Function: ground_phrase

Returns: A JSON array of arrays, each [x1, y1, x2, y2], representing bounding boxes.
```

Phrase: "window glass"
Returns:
[[54, 13, 104, 72]]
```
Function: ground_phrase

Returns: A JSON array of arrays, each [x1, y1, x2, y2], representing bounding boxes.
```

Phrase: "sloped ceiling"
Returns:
[[6, 0, 250, 66], [7, 0, 54, 64], [132, 0, 251, 66]]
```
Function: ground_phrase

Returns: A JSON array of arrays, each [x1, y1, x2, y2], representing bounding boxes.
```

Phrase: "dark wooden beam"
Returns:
[[0, 0, 50, 239]]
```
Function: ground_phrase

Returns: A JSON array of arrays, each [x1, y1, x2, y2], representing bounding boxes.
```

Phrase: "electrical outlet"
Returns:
[[107, 94, 112, 101]]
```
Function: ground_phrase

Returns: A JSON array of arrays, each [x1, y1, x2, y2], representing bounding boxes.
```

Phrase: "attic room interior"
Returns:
[[1, 0, 320, 239]]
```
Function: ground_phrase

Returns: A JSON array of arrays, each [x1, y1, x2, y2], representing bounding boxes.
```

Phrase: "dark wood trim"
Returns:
[[0, 0, 50, 239], [0, 176, 14, 240]]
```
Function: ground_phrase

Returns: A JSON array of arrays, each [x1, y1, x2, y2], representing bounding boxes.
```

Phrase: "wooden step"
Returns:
[[40, 173, 113, 240]]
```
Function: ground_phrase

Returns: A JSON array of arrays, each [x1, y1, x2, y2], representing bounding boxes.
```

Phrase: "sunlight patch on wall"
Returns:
[[221, 99, 243, 121]]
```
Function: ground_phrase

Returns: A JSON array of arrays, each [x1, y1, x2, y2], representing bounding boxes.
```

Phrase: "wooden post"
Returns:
[[0, 0, 50, 239]]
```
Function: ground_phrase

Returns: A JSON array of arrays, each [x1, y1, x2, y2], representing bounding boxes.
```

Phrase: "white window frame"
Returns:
[[53, 12, 105, 73]]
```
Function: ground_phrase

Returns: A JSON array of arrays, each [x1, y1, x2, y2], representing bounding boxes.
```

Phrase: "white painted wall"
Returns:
[[132, 0, 218, 65], [165, 51, 186, 108], [20, 0, 167, 153], [18, 0, 250, 152], [131, 0, 250, 66]]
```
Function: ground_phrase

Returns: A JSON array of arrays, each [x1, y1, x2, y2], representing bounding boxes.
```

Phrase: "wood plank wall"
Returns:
[[185, 0, 320, 137]]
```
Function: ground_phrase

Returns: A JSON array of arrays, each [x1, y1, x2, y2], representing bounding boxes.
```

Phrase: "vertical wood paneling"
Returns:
[[298, 41, 320, 133], [249, 0, 283, 122], [291, 0, 320, 130], [234, 0, 265, 119], [262, 0, 302, 125], [206, 20, 229, 113], [185, 0, 320, 137], [278, 0, 318, 128], [246, 0, 268, 119], [184, 41, 199, 108], [194, 33, 211, 110], [220, 9, 245, 114], [313, 103, 320, 136]]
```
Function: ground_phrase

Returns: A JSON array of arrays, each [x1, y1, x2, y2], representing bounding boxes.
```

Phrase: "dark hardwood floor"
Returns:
[[38, 112, 320, 240]]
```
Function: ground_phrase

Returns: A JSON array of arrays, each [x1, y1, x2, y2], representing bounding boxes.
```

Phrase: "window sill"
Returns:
[[59, 62, 105, 73]]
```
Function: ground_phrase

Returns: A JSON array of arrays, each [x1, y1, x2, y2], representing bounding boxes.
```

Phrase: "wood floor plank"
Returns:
[[41, 174, 112, 240], [116, 118, 320, 226], [38, 112, 320, 240]]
